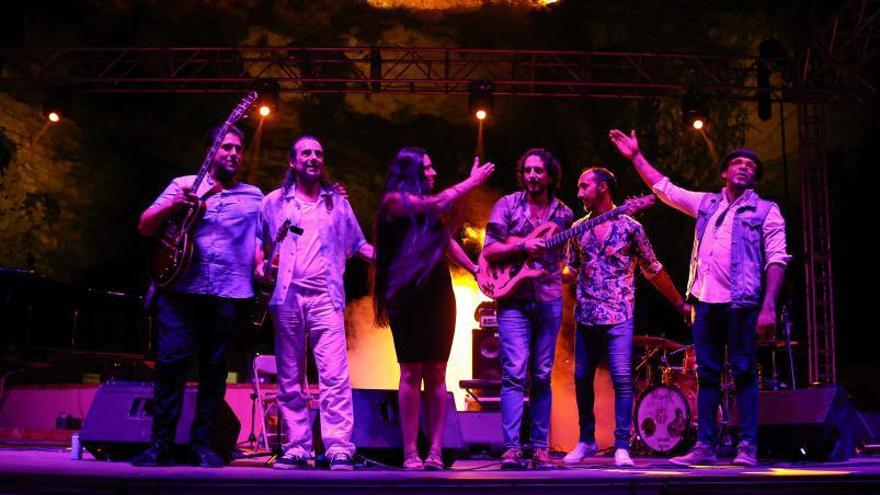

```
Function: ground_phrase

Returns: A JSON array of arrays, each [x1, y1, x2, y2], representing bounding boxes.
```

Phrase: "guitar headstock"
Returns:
[[227, 91, 259, 124], [621, 194, 656, 216]]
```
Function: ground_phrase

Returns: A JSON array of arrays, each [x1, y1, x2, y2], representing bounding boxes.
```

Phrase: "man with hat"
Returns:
[[608, 130, 790, 466]]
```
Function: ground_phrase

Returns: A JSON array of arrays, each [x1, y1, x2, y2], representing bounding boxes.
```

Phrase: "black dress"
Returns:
[[381, 216, 457, 364]]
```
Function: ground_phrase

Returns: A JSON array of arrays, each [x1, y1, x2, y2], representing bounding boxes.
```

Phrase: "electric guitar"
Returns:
[[251, 219, 303, 328], [148, 92, 258, 288], [476, 194, 656, 299]]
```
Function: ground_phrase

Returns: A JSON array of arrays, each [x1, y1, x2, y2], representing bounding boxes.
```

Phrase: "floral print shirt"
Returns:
[[567, 214, 663, 325]]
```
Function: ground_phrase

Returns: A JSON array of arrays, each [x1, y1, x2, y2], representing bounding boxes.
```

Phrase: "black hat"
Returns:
[[720, 148, 763, 181]]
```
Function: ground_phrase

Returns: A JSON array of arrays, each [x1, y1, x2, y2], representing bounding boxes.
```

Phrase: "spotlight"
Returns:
[[681, 90, 708, 131], [468, 80, 494, 121], [254, 79, 280, 119], [43, 85, 71, 124], [757, 38, 789, 121]]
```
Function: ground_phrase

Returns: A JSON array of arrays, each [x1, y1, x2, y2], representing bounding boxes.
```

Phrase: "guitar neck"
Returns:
[[190, 121, 236, 192], [546, 206, 626, 248]]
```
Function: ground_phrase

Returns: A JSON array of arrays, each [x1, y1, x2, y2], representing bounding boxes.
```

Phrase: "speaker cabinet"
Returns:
[[756, 387, 854, 461], [80, 381, 240, 461]]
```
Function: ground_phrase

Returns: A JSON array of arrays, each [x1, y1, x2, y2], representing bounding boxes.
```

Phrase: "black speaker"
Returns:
[[80, 381, 241, 461], [458, 411, 504, 456], [472, 328, 501, 383], [350, 389, 463, 466], [756, 386, 854, 461]]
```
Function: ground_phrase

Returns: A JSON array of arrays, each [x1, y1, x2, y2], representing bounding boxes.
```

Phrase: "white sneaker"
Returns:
[[562, 441, 598, 465], [614, 448, 635, 467]]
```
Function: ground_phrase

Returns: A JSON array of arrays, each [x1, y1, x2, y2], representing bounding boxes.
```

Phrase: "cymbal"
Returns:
[[633, 335, 685, 351], [757, 339, 800, 348]]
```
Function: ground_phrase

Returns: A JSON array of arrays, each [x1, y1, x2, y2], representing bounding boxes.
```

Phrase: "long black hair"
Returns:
[[372, 147, 450, 325]]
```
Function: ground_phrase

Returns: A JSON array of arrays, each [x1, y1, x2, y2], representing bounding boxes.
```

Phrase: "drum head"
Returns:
[[635, 385, 692, 454]]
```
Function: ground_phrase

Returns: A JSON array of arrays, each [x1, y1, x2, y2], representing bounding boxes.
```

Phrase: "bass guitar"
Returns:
[[476, 194, 655, 299]]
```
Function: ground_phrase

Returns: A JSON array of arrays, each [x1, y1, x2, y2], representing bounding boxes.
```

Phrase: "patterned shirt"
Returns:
[[150, 175, 263, 299], [484, 191, 574, 302], [566, 214, 663, 325], [257, 184, 369, 310]]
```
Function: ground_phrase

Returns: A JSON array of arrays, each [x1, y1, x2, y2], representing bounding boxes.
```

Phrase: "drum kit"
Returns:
[[630, 325, 799, 456], [631, 335, 698, 455]]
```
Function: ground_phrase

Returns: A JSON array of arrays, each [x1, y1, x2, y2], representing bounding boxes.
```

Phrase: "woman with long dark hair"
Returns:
[[373, 148, 494, 470]]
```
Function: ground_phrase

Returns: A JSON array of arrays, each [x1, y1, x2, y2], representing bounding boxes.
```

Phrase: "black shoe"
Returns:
[[131, 443, 176, 467], [190, 445, 225, 468], [273, 451, 311, 470], [328, 452, 355, 471]]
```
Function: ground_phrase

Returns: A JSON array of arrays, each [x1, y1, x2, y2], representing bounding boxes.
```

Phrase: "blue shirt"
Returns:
[[257, 185, 368, 310], [151, 175, 263, 299]]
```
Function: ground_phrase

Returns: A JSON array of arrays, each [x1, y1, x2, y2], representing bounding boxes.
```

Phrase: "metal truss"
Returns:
[[0, 46, 806, 101], [799, 0, 880, 100]]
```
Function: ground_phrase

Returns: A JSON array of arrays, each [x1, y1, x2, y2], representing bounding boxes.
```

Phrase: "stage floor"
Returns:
[[2, 448, 880, 495]]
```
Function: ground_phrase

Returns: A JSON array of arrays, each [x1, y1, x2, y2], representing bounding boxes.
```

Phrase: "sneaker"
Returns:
[[613, 448, 635, 467], [402, 447, 424, 470], [423, 448, 444, 471], [732, 441, 758, 466], [669, 442, 717, 467], [531, 447, 555, 469], [500, 447, 525, 470], [190, 445, 224, 468], [328, 451, 355, 471], [563, 441, 599, 465], [130, 442, 176, 467], [273, 451, 310, 470]]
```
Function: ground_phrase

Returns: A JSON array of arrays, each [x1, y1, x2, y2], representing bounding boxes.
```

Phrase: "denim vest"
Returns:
[[689, 190, 774, 308]]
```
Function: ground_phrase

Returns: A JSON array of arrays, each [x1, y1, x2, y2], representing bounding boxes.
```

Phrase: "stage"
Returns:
[[1, 448, 879, 495]]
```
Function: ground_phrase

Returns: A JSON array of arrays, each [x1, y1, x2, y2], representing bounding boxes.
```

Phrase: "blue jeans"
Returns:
[[497, 298, 562, 449], [574, 320, 634, 449], [692, 301, 759, 445]]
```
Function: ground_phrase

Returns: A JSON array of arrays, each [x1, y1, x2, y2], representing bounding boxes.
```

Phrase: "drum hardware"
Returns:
[[632, 337, 699, 455]]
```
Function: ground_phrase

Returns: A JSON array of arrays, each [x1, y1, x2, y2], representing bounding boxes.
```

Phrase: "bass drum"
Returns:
[[634, 385, 694, 454]]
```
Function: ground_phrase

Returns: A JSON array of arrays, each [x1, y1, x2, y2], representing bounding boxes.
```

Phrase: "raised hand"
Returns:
[[470, 156, 495, 185], [609, 129, 641, 160]]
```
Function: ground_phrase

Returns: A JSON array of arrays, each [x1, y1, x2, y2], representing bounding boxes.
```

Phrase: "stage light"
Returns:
[[43, 85, 71, 125], [681, 90, 708, 131], [254, 79, 280, 119], [468, 80, 494, 121]]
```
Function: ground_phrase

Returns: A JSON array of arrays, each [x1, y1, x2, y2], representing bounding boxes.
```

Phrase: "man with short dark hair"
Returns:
[[482, 148, 574, 469], [609, 130, 790, 466], [562, 167, 689, 467], [133, 125, 263, 468]]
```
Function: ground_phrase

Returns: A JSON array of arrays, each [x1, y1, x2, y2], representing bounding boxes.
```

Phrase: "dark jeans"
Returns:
[[574, 320, 634, 449], [692, 301, 759, 445], [152, 291, 245, 447]]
